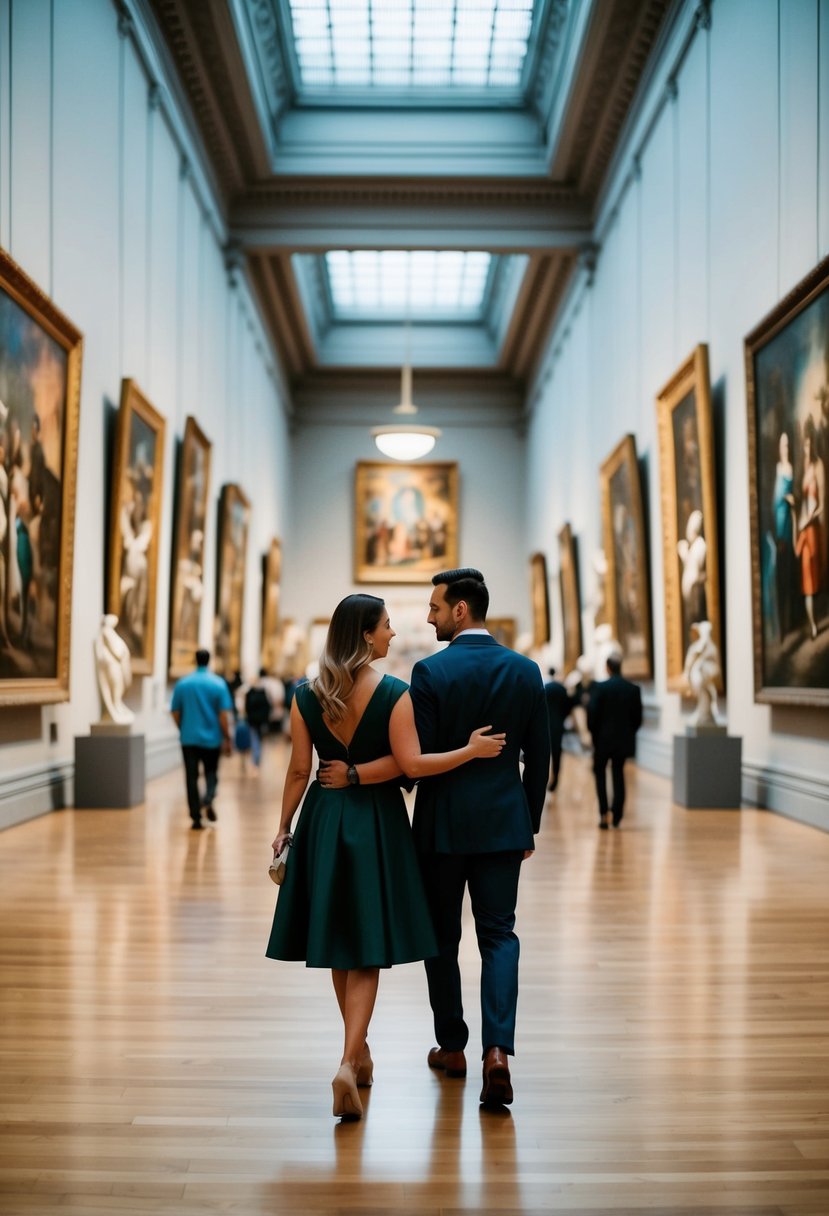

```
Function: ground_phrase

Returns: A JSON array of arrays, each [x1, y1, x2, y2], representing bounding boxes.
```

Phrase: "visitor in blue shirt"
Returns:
[[171, 649, 233, 829]]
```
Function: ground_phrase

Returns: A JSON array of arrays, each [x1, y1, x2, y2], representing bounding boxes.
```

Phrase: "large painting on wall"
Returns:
[[488, 616, 517, 649], [655, 344, 722, 692], [745, 254, 829, 706], [214, 483, 250, 677], [529, 552, 550, 648], [261, 537, 281, 672], [558, 523, 583, 675], [600, 434, 653, 680], [169, 416, 211, 680], [354, 460, 458, 583], [107, 379, 165, 675], [0, 247, 83, 703]]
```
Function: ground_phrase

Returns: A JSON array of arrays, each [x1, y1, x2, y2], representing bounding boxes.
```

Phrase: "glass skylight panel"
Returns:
[[287, 0, 535, 92], [324, 251, 493, 317]]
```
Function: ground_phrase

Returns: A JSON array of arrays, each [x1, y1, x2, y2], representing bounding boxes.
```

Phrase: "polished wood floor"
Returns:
[[1, 739, 828, 1215]]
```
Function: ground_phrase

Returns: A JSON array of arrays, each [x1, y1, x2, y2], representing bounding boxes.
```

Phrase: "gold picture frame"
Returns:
[[600, 435, 653, 680], [168, 417, 212, 680], [354, 460, 458, 583], [745, 253, 829, 706], [260, 537, 282, 672], [529, 552, 550, 647], [0, 246, 83, 704], [488, 616, 517, 649], [656, 344, 722, 692], [107, 379, 166, 676], [214, 483, 250, 677], [558, 523, 583, 674]]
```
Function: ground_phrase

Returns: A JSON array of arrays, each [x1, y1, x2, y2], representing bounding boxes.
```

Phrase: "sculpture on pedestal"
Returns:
[[95, 613, 134, 726], [682, 619, 721, 728]]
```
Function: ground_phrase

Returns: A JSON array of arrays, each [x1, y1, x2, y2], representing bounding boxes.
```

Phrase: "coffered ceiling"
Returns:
[[144, 0, 672, 406]]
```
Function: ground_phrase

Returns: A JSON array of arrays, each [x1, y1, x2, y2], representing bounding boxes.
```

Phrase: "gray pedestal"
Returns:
[[74, 733, 145, 809], [672, 733, 742, 809]]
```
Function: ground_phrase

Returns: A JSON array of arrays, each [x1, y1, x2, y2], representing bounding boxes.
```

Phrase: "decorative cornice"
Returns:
[[527, 0, 571, 121], [236, 180, 586, 210], [240, 0, 294, 130]]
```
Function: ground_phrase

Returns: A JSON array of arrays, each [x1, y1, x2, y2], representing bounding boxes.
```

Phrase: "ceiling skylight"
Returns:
[[325, 251, 493, 317], [287, 0, 535, 92]]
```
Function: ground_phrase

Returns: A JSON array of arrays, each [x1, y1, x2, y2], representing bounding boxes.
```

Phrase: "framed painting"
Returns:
[[0, 247, 83, 704], [168, 417, 212, 680], [354, 460, 458, 583], [745, 254, 829, 706], [655, 344, 722, 692], [260, 537, 282, 672], [107, 379, 165, 675], [214, 483, 250, 678], [600, 435, 653, 680], [529, 552, 550, 647], [558, 523, 583, 674], [488, 616, 517, 649]]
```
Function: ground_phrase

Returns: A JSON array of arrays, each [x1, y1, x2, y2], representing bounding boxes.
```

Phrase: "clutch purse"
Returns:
[[268, 840, 291, 886]]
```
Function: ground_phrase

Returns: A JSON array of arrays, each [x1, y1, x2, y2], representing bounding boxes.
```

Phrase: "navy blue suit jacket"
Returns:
[[409, 633, 550, 854]]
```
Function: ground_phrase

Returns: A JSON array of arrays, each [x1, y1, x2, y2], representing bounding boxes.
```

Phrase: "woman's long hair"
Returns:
[[313, 594, 385, 722]]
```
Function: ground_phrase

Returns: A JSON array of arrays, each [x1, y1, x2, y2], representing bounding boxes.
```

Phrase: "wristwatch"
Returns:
[[346, 764, 360, 786]]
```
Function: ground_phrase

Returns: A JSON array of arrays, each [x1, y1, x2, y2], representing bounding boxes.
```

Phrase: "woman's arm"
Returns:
[[389, 691, 504, 778], [271, 699, 312, 854]]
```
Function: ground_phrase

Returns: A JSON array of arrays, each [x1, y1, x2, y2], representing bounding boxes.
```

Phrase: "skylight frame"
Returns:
[[318, 250, 498, 322], [278, 0, 548, 106]]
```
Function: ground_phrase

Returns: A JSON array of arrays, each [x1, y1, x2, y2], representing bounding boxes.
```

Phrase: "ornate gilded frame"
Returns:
[[600, 435, 653, 680], [0, 247, 83, 704], [214, 483, 250, 677], [107, 379, 166, 676], [558, 523, 583, 674], [260, 537, 282, 672], [655, 344, 722, 692], [529, 552, 550, 647], [488, 616, 517, 649], [354, 460, 458, 584], [745, 253, 829, 706], [168, 416, 212, 680]]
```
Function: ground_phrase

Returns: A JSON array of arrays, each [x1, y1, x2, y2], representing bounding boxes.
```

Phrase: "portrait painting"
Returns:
[[0, 247, 82, 704], [558, 523, 583, 675], [745, 254, 829, 705], [354, 461, 458, 583], [214, 483, 250, 678], [107, 379, 165, 675], [600, 435, 653, 680], [261, 537, 282, 673], [529, 552, 550, 647], [168, 417, 211, 680], [655, 344, 722, 692], [488, 616, 517, 649]]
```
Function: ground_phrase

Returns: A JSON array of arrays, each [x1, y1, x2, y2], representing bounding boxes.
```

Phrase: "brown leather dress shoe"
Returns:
[[427, 1046, 467, 1077], [480, 1046, 513, 1106]]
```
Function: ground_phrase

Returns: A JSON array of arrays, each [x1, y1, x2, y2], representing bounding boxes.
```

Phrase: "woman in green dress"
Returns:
[[267, 593, 504, 1120]]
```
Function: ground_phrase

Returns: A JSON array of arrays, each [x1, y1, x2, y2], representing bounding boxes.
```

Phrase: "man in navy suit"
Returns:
[[409, 568, 550, 1107], [587, 652, 643, 829]]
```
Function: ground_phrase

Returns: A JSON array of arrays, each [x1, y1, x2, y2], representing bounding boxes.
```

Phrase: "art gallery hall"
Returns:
[[1, 1, 828, 1213]]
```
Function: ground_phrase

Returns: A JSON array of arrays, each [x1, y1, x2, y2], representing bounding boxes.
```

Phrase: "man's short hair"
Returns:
[[195, 649, 211, 667], [606, 652, 622, 675], [432, 567, 489, 620]]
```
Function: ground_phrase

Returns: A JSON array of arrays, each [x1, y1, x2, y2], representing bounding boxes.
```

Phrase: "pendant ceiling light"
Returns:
[[372, 353, 441, 462]]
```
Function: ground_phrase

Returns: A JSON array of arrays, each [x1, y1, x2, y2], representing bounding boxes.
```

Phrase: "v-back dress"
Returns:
[[266, 675, 437, 969]]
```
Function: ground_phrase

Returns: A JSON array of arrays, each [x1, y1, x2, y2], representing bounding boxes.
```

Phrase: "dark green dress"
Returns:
[[266, 675, 438, 969]]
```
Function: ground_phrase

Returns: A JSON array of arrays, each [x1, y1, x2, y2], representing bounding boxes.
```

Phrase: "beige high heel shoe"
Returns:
[[356, 1044, 373, 1087], [332, 1062, 363, 1120]]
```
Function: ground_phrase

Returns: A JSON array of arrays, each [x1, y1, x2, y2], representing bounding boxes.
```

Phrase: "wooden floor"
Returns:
[[1, 740, 828, 1216]]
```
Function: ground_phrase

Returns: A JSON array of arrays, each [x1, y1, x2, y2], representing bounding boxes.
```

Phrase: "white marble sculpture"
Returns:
[[593, 622, 622, 681], [682, 619, 721, 728], [95, 613, 135, 726]]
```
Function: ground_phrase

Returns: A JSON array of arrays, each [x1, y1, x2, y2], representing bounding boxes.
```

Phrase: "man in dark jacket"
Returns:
[[587, 652, 643, 829], [410, 568, 550, 1107], [543, 666, 571, 792]]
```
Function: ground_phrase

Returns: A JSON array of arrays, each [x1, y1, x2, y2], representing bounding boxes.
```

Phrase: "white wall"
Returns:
[[0, 0, 291, 828], [527, 0, 829, 832]]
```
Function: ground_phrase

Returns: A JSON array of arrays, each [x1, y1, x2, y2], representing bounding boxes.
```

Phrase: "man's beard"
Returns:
[[434, 623, 455, 642]]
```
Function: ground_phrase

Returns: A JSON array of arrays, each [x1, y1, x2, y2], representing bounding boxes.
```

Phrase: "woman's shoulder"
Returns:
[[380, 673, 410, 705]]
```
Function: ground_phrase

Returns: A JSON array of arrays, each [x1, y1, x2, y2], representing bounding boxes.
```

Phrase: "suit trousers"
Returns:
[[181, 745, 220, 823], [594, 753, 626, 818], [420, 850, 523, 1057]]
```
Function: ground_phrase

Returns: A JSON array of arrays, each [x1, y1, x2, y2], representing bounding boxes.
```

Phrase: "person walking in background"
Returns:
[[409, 568, 550, 1108], [587, 651, 643, 830], [171, 648, 233, 829], [543, 666, 571, 793], [266, 594, 505, 1122], [244, 670, 273, 769]]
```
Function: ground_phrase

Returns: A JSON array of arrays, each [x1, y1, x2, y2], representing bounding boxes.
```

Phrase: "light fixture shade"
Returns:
[[372, 425, 442, 461]]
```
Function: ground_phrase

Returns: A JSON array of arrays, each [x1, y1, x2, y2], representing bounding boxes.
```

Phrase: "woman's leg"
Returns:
[[331, 969, 374, 1083], [805, 594, 817, 638], [340, 968, 379, 1067]]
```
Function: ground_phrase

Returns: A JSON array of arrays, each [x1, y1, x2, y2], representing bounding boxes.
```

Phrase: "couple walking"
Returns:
[[266, 568, 550, 1119]]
